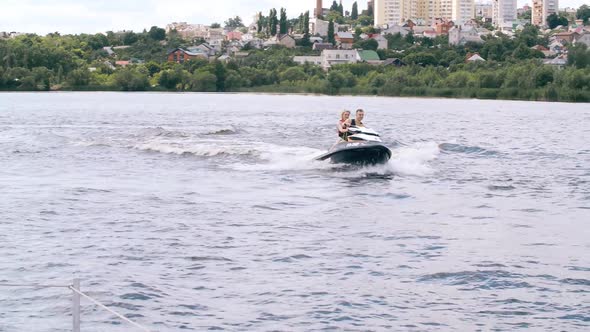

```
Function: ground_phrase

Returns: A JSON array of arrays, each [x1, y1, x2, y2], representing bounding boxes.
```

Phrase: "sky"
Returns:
[[0, 0, 587, 35]]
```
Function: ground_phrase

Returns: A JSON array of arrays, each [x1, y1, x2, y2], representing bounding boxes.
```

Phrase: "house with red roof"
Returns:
[[167, 47, 208, 63]]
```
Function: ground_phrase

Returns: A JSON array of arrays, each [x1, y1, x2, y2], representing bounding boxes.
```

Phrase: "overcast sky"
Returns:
[[1, 0, 586, 35]]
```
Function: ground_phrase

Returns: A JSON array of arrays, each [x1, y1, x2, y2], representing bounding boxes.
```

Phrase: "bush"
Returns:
[[279, 67, 307, 82], [190, 71, 217, 92]]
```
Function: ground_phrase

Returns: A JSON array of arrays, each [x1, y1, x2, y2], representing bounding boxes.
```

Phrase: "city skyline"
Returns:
[[0, 0, 587, 35]]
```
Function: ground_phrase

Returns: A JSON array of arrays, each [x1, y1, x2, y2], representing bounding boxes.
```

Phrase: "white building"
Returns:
[[475, 1, 493, 20], [321, 50, 360, 69], [532, 0, 559, 27], [382, 25, 411, 36], [435, 0, 454, 20], [375, 0, 404, 27], [372, 35, 389, 49], [492, 0, 517, 29], [293, 50, 360, 70], [309, 18, 339, 37], [293, 55, 323, 66], [165, 22, 227, 41], [452, 0, 476, 25], [375, 0, 474, 27], [449, 25, 485, 45]]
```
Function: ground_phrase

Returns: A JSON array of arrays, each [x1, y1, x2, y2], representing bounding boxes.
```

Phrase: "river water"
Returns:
[[0, 92, 588, 331]]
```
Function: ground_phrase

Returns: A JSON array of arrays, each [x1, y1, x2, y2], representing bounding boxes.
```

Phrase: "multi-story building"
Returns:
[[434, 0, 454, 21], [475, 1, 493, 20], [375, 0, 436, 27], [531, 0, 559, 27], [492, 0, 517, 29], [375, 0, 404, 27], [452, 0, 475, 25], [375, 0, 474, 27]]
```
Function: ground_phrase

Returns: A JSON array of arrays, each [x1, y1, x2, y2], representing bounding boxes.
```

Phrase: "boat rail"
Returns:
[[0, 279, 151, 331]]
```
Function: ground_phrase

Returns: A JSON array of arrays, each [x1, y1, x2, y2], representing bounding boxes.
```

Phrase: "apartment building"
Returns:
[[532, 0, 559, 26], [492, 0, 517, 29], [452, 0, 476, 25], [375, 0, 474, 27]]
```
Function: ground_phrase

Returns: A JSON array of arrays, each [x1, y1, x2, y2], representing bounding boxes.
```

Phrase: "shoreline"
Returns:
[[0, 89, 586, 104]]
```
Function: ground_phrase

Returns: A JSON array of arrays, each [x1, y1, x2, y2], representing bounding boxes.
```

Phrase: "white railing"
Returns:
[[0, 279, 151, 331]]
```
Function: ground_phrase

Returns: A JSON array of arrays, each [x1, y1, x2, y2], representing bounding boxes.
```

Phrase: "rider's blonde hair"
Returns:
[[340, 110, 351, 120]]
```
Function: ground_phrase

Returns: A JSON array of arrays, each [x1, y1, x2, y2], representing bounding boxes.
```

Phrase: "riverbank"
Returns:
[[2, 85, 588, 103], [239, 85, 590, 103]]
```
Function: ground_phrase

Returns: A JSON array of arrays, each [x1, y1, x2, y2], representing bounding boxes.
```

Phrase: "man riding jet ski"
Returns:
[[316, 109, 392, 165]]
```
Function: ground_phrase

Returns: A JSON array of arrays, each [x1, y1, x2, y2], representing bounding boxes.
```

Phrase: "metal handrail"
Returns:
[[0, 279, 151, 331]]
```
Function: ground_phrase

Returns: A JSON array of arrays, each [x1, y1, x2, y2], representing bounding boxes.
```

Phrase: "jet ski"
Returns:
[[315, 126, 392, 165]]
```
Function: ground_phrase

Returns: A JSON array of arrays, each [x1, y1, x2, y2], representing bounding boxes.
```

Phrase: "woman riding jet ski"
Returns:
[[316, 110, 392, 165]]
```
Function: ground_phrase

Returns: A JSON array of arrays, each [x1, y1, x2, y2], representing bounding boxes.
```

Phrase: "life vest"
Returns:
[[338, 119, 348, 139]]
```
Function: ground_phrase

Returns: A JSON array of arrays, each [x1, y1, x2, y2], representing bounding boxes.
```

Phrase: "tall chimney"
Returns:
[[315, 0, 323, 18]]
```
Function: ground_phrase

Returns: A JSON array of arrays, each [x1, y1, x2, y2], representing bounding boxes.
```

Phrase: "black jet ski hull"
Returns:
[[316, 142, 392, 165]]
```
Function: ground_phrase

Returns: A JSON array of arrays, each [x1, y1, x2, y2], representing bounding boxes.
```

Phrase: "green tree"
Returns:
[[122, 32, 138, 45], [351, 2, 359, 20], [256, 15, 263, 33], [114, 66, 150, 91], [225, 16, 245, 29], [66, 68, 90, 87], [403, 52, 438, 66], [211, 23, 221, 29], [357, 15, 373, 26], [148, 26, 166, 41], [269, 9, 278, 36], [302, 11, 311, 46], [18, 76, 36, 90], [512, 43, 532, 60], [87, 33, 109, 50], [405, 32, 415, 45], [279, 8, 288, 35], [547, 13, 569, 29], [567, 44, 590, 68], [239, 67, 271, 86], [327, 70, 346, 92], [31, 66, 53, 90], [533, 67, 554, 87], [439, 50, 463, 66], [481, 37, 509, 61], [328, 19, 335, 44], [577, 5, 590, 24], [157, 69, 182, 89], [519, 9, 532, 21], [326, 11, 345, 24], [516, 25, 542, 47], [354, 39, 378, 51], [479, 72, 501, 88], [145, 61, 161, 76], [385, 33, 410, 50], [330, 1, 339, 11], [280, 67, 307, 82], [225, 71, 247, 91], [190, 70, 217, 92], [214, 61, 226, 91]]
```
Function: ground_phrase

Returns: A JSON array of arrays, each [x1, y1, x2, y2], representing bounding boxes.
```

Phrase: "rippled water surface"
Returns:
[[0, 92, 589, 331]]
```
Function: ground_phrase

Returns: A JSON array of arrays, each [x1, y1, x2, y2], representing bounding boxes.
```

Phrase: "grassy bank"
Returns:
[[4, 85, 589, 103]]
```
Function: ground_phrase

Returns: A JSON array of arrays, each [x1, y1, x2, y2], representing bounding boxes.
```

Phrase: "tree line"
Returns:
[[1, 13, 589, 102]]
